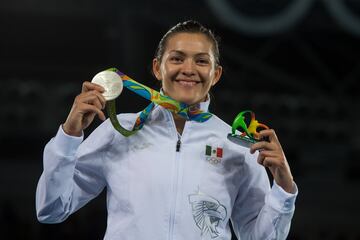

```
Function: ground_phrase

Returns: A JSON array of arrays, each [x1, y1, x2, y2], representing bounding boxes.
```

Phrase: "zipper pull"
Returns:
[[176, 138, 181, 152]]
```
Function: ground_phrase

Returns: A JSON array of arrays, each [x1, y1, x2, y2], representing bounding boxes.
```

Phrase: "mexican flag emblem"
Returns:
[[205, 145, 223, 164]]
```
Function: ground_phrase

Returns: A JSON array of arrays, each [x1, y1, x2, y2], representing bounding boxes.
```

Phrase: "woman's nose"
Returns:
[[181, 59, 196, 76]]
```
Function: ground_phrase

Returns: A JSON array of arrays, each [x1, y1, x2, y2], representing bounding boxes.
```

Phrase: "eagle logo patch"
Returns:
[[188, 191, 227, 238]]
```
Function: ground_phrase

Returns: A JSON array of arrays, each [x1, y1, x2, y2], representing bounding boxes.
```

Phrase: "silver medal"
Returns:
[[91, 70, 123, 101]]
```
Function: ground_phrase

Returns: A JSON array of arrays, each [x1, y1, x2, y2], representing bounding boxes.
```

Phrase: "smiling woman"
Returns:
[[152, 33, 222, 105], [152, 21, 222, 106], [35, 20, 298, 240]]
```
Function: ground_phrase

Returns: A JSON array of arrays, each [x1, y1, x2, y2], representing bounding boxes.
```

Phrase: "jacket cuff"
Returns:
[[265, 181, 298, 213], [52, 125, 84, 156]]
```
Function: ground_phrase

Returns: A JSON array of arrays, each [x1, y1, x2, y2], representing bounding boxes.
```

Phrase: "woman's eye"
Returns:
[[170, 56, 183, 63], [197, 59, 209, 65]]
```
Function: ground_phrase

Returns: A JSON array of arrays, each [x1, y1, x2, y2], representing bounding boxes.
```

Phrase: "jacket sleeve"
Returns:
[[231, 151, 298, 240], [35, 120, 115, 223]]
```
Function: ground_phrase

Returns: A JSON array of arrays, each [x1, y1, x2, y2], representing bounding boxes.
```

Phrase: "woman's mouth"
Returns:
[[174, 79, 201, 87]]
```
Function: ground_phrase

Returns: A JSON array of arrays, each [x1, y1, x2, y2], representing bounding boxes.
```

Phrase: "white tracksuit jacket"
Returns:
[[36, 100, 298, 240]]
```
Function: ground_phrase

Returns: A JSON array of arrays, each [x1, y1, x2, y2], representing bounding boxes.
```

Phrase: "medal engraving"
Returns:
[[91, 70, 123, 101]]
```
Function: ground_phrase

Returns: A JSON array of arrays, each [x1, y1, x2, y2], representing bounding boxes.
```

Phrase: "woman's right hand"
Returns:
[[63, 81, 107, 137]]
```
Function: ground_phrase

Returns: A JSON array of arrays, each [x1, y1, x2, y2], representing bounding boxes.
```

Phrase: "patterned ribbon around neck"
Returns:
[[105, 68, 212, 136]]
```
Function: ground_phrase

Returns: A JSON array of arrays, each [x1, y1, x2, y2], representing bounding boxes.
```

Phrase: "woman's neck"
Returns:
[[172, 113, 186, 135]]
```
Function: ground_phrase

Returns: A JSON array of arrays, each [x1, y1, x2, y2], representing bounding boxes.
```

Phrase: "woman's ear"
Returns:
[[152, 58, 162, 81], [211, 65, 223, 86]]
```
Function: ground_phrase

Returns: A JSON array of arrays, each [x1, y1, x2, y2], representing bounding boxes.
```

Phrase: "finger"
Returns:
[[250, 141, 273, 154], [77, 90, 106, 109], [258, 129, 278, 142], [76, 93, 100, 105], [262, 157, 284, 168], [79, 96, 105, 115], [263, 157, 276, 168], [89, 97, 104, 112], [82, 81, 105, 93], [257, 155, 276, 168], [257, 149, 267, 165], [89, 90, 106, 109], [79, 103, 106, 121], [257, 150, 278, 165], [259, 150, 278, 158]]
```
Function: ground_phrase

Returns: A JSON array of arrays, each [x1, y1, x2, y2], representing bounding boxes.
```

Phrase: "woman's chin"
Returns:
[[176, 96, 201, 105], [165, 91, 203, 105]]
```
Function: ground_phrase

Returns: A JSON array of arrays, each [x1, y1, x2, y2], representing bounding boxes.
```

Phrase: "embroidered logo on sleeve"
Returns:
[[205, 145, 223, 164], [188, 191, 227, 238]]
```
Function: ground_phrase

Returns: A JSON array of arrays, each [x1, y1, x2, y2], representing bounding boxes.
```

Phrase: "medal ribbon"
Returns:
[[105, 68, 212, 136]]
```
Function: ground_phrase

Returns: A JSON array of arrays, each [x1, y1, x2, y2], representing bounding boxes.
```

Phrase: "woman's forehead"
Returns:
[[165, 33, 213, 54]]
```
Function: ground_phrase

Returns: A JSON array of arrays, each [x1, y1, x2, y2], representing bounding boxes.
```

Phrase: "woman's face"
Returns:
[[153, 33, 222, 105]]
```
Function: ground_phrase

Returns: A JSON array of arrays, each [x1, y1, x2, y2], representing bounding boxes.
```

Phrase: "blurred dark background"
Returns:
[[1, 0, 359, 239]]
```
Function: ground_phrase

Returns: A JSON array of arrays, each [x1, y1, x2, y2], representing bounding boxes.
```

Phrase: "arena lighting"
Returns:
[[325, 0, 360, 37], [206, 0, 360, 36], [206, 0, 314, 35]]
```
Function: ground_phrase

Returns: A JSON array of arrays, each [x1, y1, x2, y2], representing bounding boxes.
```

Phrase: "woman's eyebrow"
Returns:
[[169, 50, 186, 56], [169, 50, 210, 57], [195, 53, 210, 57]]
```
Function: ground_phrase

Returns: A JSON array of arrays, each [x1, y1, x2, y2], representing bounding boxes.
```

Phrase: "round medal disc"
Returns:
[[91, 70, 123, 101]]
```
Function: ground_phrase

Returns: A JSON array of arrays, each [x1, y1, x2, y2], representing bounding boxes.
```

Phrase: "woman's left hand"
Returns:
[[250, 129, 295, 193]]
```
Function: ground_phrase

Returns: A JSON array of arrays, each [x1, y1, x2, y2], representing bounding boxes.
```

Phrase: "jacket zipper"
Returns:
[[169, 140, 180, 240], [168, 116, 185, 240], [169, 144, 180, 239], [176, 135, 181, 152]]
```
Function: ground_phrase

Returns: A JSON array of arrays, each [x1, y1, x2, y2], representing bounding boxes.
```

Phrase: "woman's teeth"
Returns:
[[176, 80, 199, 86]]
